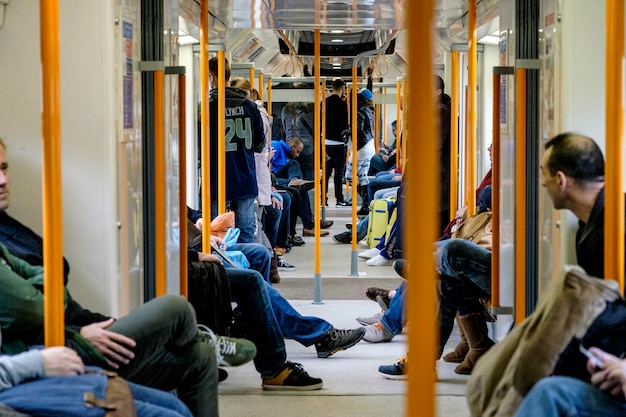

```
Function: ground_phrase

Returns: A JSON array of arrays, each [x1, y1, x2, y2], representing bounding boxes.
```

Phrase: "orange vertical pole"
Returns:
[[313, 30, 323, 302], [515, 68, 527, 324], [407, 0, 437, 415], [249, 67, 255, 90], [467, 0, 477, 215], [401, 78, 407, 171], [321, 83, 327, 207], [154, 70, 166, 297], [350, 68, 359, 250], [178, 73, 188, 298], [258, 72, 264, 101], [450, 51, 460, 221], [267, 75, 272, 112], [383, 87, 388, 147], [200, 0, 211, 250], [606, 0, 625, 290], [217, 51, 227, 214], [41, 0, 64, 347], [396, 79, 402, 168]]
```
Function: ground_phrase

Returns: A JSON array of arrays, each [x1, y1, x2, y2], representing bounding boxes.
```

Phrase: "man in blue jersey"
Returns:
[[208, 57, 266, 243]]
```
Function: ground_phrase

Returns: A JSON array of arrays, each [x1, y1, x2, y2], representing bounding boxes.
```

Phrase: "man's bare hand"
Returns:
[[589, 347, 626, 399], [80, 319, 136, 369], [40, 347, 85, 376], [198, 252, 222, 264]]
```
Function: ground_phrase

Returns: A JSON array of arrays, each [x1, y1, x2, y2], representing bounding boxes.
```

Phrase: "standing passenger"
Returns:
[[324, 78, 349, 206], [208, 57, 266, 243]]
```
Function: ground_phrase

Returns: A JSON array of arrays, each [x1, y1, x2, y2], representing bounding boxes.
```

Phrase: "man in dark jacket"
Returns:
[[208, 57, 266, 243]]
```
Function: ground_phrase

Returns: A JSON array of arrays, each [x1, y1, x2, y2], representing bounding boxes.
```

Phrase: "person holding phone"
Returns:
[[514, 347, 626, 416]]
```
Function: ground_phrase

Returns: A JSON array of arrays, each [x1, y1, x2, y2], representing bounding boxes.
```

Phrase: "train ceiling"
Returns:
[[181, 0, 499, 79]]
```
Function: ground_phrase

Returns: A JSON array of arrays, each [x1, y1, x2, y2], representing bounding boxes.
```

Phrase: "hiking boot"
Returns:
[[315, 327, 366, 358], [332, 231, 352, 244], [356, 311, 384, 326], [277, 257, 297, 271], [197, 324, 257, 367], [270, 255, 281, 284], [262, 361, 323, 391], [379, 356, 408, 380], [363, 322, 394, 343]]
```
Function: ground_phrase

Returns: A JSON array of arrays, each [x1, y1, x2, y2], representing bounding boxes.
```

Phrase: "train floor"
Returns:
[[217, 203, 472, 417]]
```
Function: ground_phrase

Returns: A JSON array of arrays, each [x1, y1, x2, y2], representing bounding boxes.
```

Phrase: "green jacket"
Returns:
[[0, 244, 106, 366]]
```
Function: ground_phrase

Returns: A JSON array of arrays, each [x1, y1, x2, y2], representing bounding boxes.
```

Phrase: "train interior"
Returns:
[[0, 0, 615, 416]]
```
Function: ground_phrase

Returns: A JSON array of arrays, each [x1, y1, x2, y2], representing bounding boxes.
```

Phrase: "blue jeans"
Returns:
[[367, 179, 402, 202], [435, 239, 491, 356], [380, 281, 406, 335], [224, 268, 287, 378], [229, 197, 257, 243], [129, 382, 193, 417], [513, 376, 626, 417], [266, 283, 332, 346], [261, 204, 281, 248], [275, 191, 291, 247], [228, 242, 271, 283]]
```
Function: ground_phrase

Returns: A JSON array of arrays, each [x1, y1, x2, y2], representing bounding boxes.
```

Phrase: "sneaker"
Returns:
[[393, 259, 408, 278], [197, 324, 257, 367], [358, 247, 380, 259], [336, 200, 352, 207], [277, 257, 297, 271], [289, 235, 305, 246], [366, 254, 393, 266], [315, 327, 366, 358], [288, 178, 315, 192], [262, 361, 323, 391], [332, 231, 352, 244], [357, 206, 370, 216], [363, 322, 394, 343], [320, 219, 334, 229], [379, 356, 408, 380], [356, 311, 384, 326], [218, 368, 229, 382]]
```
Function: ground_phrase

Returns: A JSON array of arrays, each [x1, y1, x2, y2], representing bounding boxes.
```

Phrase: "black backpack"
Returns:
[[187, 259, 233, 336]]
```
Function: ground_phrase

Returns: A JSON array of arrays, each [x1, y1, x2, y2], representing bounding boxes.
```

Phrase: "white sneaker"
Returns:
[[356, 311, 384, 326], [358, 247, 380, 259], [363, 322, 394, 343], [366, 254, 393, 266]]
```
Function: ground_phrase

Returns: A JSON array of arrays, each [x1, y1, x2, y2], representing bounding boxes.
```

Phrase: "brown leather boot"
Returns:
[[454, 312, 494, 375], [270, 255, 281, 284], [443, 314, 469, 363]]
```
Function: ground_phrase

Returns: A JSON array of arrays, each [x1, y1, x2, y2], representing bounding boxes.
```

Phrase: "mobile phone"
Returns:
[[579, 344, 603, 369]]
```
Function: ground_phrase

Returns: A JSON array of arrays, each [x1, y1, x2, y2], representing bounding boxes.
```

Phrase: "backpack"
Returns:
[[451, 210, 493, 250], [187, 260, 233, 335]]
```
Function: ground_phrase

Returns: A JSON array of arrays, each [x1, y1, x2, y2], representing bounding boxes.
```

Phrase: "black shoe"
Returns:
[[320, 219, 334, 229], [336, 200, 351, 207], [315, 327, 366, 358], [290, 235, 305, 246], [218, 368, 229, 382], [262, 361, 323, 391], [345, 223, 353, 229], [393, 259, 408, 278], [332, 231, 352, 244], [357, 206, 370, 216]]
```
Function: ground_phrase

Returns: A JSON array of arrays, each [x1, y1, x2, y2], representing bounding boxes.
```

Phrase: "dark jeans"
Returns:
[[110, 295, 218, 417], [261, 204, 280, 248], [368, 153, 395, 176], [274, 159, 304, 187], [275, 190, 292, 247], [325, 144, 346, 203]]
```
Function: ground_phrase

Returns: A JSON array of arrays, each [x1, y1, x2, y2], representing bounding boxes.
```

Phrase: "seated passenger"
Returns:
[[510, 133, 622, 416], [0, 339, 193, 417], [0, 139, 227, 417], [186, 209, 367, 389], [368, 120, 398, 176]]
